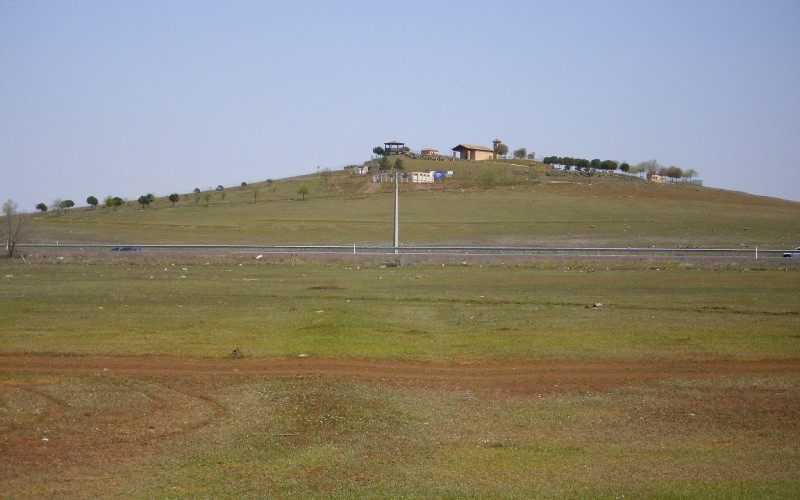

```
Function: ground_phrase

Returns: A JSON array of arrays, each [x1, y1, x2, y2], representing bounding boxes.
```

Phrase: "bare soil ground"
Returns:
[[3, 355, 799, 392]]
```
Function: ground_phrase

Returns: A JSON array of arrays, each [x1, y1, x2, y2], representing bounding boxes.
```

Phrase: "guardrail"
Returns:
[[16, 244, 789, 258]]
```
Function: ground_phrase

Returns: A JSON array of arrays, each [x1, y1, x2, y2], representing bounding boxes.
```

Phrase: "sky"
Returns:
[[2, 0, 800, 212]]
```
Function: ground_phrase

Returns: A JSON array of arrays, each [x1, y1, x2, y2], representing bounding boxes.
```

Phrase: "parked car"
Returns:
[[783, 247, 800, 257], [111, 246, 141, 252]]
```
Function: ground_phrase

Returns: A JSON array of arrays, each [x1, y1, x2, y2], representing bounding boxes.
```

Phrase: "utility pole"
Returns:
[[393, 171, 399, 253]]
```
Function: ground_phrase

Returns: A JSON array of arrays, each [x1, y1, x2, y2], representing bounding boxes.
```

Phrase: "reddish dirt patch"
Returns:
[[2, 355, 798, 393], [2, 354, 799, 487]]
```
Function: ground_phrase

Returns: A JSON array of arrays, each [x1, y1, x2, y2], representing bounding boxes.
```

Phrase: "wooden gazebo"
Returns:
[[384, 141, 405, 155]]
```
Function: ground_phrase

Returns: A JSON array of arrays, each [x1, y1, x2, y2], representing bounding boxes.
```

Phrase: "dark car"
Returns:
[[783, 247, 800, 257], [111, 246, 141, 252]]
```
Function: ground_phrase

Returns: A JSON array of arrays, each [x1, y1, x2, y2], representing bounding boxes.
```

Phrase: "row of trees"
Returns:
[[512, 147, 536, 160], [36, 199, 76, 214], [36, 196, 118, 213], [542, 156, 698, 182], [633, 159, 698, 182], [36, 191, 191, 214], [542, 156, 626, 172], [34, 179, 309, 215]]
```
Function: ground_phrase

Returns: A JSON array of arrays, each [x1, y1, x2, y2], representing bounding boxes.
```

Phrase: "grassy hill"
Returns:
[[24, 158, 800, 249]]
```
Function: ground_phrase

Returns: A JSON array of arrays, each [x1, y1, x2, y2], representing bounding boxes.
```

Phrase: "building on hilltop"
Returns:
[[451, 143, 494, 161], [384, 141, 406, 155], [420, 148, 439, 156]]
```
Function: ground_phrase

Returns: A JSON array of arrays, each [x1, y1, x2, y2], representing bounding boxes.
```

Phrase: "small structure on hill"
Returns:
[[384, 141, 406, 155], [452, 143, 494, 161], [411, 171, 433, 183], [420, 147, 438, 156], [348, 164, 370, 175], [373, 171, 435, 184]]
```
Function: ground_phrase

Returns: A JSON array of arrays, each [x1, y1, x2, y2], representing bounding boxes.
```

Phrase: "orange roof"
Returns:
[[452, 144, 493, 152]]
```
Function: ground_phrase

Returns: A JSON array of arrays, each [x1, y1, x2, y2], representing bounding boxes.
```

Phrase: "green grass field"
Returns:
[[1, 258, 798, 361], [1, 258, 799, 497]]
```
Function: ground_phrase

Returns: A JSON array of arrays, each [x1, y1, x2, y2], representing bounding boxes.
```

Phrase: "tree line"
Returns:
[[35, 191, 206, 214], [31, 177, 300, 215], [541, 156, 698, 181]]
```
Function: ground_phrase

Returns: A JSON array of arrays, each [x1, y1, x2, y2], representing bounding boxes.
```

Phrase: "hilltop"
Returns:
[[23, 158, 800, 249]]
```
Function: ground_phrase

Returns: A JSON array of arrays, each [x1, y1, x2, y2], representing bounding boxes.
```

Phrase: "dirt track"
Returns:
[[3, 355, 798, 392]]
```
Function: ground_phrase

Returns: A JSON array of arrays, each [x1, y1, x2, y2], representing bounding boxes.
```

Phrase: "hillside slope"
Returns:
[[23, 160, 800, 249]]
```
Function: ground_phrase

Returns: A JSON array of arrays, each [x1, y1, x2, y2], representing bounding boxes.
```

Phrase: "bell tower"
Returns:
[[492, 138, 502, 159]]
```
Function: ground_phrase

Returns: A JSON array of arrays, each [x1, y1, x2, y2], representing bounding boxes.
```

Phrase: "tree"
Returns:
[[241, 182, 247, 189], [480, 168, 499, 188], [637, 159, 660, 178], [393, 157, 404, 171], [168, 193, 180, 207], [104, 195, 122, 211], [193, 188, 201, 204], [372, 146, 386, 156], [513, 147, 527, 159], [601, 160, 618, 171], [55, 199, 74, 214], [137, 195, 151, 209], [87, 196, 98, 210], [619, 163, 630, 173], [683, 168, 698, 182], [666, 166, 683, 181], [216, 185, 225, 200], [494, 143, 509, 158], [36, 203, 48, 213], [378, 156, 391, 172], [2, 199, 30, 258], [203, 191, 213, 206], [297, 183, 309, 200]]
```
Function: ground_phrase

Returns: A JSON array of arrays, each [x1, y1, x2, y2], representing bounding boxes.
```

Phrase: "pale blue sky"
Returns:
[[2, 0, 799, 212]]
